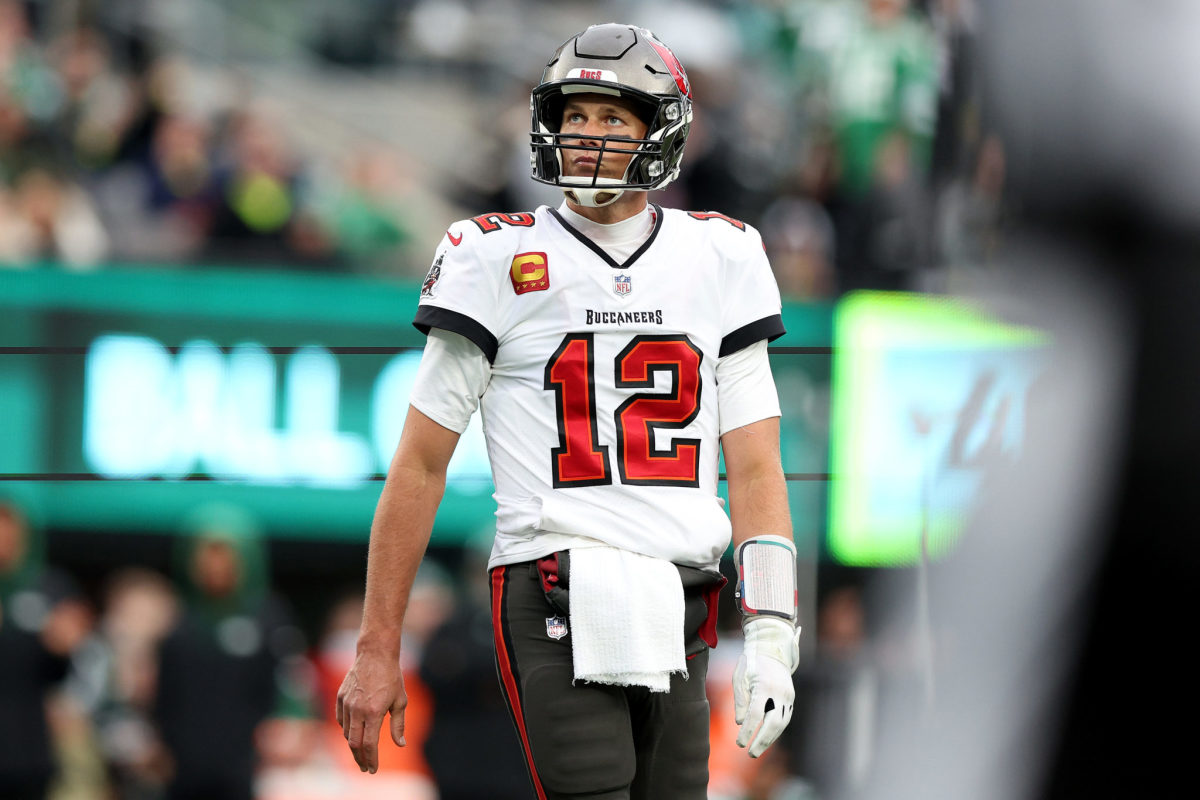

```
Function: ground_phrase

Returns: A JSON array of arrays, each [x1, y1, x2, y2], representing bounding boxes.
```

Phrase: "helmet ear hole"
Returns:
[[541, 93, 566, 133], [630, 97, 657, 128]]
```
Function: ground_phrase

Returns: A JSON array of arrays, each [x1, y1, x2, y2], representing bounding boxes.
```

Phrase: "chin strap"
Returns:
[[562, 187, 626, 208]]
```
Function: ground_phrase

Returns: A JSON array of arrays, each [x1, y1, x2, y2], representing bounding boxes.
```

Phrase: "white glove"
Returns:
[[733, 616, 801, 758]]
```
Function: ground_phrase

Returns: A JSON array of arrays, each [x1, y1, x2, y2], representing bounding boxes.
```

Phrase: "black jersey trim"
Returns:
[[413, 306, 499, 364], [547, 203, 664, 270], [719, 314, 787, 358]]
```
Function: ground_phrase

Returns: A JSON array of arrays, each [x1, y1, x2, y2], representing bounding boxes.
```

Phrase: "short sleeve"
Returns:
[[719, 225, 786, 357], [413, 228, 505, 363], [717, 339, 781, 433], [409, 329, 491, 434]]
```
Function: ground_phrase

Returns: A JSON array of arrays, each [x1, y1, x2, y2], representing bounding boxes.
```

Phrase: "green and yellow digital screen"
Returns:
[[827, 292, 1047, 566]]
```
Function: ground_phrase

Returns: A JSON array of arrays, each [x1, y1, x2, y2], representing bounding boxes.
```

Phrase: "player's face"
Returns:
[[559, 94, 649, 181]]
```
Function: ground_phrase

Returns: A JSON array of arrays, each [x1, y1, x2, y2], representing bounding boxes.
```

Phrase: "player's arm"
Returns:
[[723, 417, 791, 550], [722, 416, 801, 758], [337, 328, 491, 774], [717, 339, 791, 550], [717, 339, 800, 758], [336, 405, 459, 773]]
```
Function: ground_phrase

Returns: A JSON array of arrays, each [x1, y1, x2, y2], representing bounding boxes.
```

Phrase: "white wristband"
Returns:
[[735, 535, 798, 622]]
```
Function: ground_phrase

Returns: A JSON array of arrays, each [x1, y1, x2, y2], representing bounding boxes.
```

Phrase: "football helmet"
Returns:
[[530, 23, 694, 207]]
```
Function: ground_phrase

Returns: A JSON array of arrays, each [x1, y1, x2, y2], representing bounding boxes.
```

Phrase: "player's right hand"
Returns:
[[335, 649, 408, 774]]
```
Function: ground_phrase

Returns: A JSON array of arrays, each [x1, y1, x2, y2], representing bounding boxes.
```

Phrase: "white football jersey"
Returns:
[[414, 204, 785, 570]]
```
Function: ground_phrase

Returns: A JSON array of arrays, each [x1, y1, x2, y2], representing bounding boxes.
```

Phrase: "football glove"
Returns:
[[733, 616, 801, 758]]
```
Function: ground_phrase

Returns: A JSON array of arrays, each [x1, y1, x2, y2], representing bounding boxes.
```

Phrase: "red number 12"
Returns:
[[544, 333, 702, 488]]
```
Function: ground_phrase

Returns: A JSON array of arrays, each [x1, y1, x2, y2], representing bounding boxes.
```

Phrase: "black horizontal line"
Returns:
[[770, 347, 834, 355], [0, 346, 426, 356], [0, 472, 832, 482], [0, 474, 234, 481], [0, 346, 832, 356], [0, 473, 390, 482]]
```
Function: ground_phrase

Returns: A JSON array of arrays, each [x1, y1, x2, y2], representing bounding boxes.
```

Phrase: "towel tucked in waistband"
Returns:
[[567, 545, 687, 692]]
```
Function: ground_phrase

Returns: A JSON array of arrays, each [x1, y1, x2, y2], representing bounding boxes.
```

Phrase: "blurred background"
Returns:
[[1, 1, 1194, 799]]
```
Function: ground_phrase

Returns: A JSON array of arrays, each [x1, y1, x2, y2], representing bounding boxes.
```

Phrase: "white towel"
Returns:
[[568, 546, 687, 692]]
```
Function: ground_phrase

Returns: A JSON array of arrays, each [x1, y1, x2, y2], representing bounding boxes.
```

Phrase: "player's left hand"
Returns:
[[733, 616, 801, 758]]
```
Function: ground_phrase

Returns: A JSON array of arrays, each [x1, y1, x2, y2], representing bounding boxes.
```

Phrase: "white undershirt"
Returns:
[[556, 201, 655, 263]]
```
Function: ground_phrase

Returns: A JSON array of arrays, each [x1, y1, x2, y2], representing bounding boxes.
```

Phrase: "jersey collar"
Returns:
[[547, 203, 665, 270]]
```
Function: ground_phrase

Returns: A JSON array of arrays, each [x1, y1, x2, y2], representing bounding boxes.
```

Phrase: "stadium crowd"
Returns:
[[2, 1, 1000, 799], [0, 0, 997, 297], [5, 490, 940, 800]]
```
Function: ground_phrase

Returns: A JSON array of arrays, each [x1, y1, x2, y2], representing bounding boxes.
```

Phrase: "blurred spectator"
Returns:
[[761, 194, 837, 300], [822, 0, 938, 293], [0, 84, 34, 177], [44, 26, 142, 173], [935, 132, 1005, 271], [0, 497, 93, 800], [82, 567, 180, 800], [418, 538, 527, 800], [317, 145, 421, 277], [749, 109, 838, 301], [826, 0, 937, 200], [203, 103, 335, 268], [0, 166, 109, 268], [676, 66, 785, 225], [0, 0, 60, 173], [153, 503, 313, 800], [137, 111, 215, 243], [91, 111, 216, 263]]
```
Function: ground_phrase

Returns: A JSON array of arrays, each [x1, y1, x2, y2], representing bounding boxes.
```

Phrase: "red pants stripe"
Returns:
[[492, 565, 549, 800]]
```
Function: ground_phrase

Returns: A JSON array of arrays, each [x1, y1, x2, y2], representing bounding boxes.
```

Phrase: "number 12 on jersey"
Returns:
[[544, 332, 703, 488]]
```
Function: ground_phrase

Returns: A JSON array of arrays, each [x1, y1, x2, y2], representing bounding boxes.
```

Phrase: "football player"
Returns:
[[338, 23, 802, 800]]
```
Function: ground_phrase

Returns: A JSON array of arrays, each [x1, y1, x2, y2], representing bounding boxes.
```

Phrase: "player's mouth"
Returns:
[[569, 156, 604, 177]]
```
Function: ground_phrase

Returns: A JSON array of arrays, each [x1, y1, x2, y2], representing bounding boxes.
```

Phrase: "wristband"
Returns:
[[734, 535, 798, 622]]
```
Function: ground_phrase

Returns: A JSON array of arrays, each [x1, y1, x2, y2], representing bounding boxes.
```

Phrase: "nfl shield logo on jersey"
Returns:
[[545, 616, 568, 640], [613, 274, 632, 296]]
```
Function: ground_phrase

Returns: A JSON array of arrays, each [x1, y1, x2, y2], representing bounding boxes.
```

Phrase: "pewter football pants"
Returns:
[[489, 562, 713, 800]]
